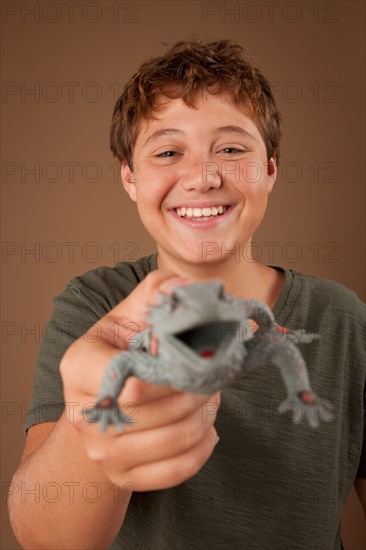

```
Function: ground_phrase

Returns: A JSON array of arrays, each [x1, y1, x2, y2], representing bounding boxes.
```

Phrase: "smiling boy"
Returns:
[[121, 92, 283, 307], [9, 39, 365, 549]]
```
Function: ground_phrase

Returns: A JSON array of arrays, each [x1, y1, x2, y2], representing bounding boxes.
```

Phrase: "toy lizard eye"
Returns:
[[171, 293, 181, 311], [218, 286, 225, 300]]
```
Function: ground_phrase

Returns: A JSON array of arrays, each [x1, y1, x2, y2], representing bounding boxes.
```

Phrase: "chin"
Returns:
[[177, 248, 225, 267]]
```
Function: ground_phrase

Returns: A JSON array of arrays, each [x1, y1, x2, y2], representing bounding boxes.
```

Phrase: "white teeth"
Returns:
[[176, 206, 227, 218]]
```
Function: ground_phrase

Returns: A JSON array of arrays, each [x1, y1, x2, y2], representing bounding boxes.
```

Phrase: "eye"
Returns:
[[155, 150, 179, 158], [220, 147, 245, 154]]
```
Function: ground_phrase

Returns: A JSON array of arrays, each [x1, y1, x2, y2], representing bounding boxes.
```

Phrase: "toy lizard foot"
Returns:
[[279, 391, 335, 428], [85, 397, 135, 432]]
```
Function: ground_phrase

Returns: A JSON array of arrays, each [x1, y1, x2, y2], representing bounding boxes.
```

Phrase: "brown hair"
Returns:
[[110, 38, 282, 170]]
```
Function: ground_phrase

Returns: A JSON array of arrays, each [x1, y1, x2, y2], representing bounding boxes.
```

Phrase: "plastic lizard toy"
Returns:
[[86, 281, 334, 431]]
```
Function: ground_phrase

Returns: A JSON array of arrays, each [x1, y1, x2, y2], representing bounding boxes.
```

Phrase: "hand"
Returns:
[[60, 270, 221, 492]]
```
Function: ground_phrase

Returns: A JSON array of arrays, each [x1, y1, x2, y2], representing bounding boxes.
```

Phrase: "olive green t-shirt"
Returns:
[[25, 254, 365, 549]]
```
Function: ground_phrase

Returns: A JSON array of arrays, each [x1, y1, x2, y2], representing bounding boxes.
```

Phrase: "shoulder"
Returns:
[[299, 269, 362, 301], [289, 269, 364, 315], [276, 266, 364, 339], [54, 253, 158, 315], [287, 269, 365, 347]]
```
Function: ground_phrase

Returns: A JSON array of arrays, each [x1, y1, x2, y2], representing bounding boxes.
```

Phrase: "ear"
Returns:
[[266, 156, 277, 194], [121, 162, 137, 202]]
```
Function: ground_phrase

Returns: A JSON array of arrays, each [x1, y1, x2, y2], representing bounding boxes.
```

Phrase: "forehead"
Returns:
[[134, 92, 260, 145]]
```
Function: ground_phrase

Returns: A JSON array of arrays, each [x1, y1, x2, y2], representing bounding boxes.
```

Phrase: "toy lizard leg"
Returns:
[[244, 338, 334, 427], [86, 351, 165, 432], [243, 338, 311, 390], [85, 352, 137, 432]]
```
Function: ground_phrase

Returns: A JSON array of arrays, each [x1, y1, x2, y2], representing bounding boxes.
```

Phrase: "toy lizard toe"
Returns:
[[279, 392, 335, 428], [86, 397, 135, 432]]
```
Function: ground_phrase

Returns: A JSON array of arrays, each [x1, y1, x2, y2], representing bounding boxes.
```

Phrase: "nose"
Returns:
[[179, 159, 222, 192]]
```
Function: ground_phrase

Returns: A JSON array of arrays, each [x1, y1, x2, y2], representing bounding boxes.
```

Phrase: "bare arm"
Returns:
[[9, 272, 219, 549], [8, 415, 132, 550]]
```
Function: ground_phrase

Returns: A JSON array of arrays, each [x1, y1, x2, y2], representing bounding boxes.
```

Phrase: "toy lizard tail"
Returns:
[[243, 299, 319, 344]]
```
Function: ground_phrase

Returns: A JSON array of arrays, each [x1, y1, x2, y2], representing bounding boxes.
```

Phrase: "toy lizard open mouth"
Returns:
[[174, 320, 238, 359], [200, 349, 215, 358]]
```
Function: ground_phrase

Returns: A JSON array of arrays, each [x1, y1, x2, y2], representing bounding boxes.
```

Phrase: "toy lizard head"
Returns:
[[146, 281, 252, 389]]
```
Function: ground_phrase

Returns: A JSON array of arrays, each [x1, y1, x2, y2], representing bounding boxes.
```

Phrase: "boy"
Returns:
[[9, 39, 365, 549]]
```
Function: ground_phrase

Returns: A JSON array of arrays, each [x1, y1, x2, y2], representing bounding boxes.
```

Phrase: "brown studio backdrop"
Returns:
[[1, 1, 365, 548]]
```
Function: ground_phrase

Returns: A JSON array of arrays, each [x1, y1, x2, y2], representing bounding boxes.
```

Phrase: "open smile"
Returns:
[[176, 205, 227, 220], [170, 204, 233, 225]]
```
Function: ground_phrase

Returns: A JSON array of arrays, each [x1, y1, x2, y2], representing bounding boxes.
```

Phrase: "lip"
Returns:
[[169, 205, 234, 229]]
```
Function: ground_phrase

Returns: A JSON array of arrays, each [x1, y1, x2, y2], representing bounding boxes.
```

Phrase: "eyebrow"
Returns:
[[142, 125, 257, 147], [143, 129, 183, 147], [215, 126, 257, 142]]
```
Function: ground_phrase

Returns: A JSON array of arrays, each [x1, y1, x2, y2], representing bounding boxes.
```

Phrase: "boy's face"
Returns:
[[121, 92, 277, 268]]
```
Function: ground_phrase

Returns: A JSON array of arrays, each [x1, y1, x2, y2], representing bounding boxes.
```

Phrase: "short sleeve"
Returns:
[[24, 281, 109, 432]]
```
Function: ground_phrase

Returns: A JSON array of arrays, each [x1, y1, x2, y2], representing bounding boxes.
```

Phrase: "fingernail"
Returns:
[[215, 436, 220, 446]]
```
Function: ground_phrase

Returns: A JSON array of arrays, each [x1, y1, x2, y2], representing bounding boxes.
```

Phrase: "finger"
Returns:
[[77, 390, 220, 435], [94, 316, 145, 350], [61, 338, 122, 397], [97, 272, 193, 349], [113, 390, 221, 432], [157, 276, 195, 295], [79, 396, 218, 471], [107, 425, 219, 492], [109, 270, 179, 319], [62, 335, 178, 405], [117, 377, 180, 406]]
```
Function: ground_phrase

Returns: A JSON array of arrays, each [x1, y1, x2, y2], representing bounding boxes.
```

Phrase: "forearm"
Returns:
[[8, 413, 131, 549]]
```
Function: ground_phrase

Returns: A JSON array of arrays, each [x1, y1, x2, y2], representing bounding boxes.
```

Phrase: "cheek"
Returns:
[[239, 158, 272, 196], [245, 162, 265, 185], [135, 183, 165, 220], [138, 174, 175, 211], [238, 156, 268, 186]]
